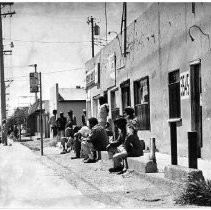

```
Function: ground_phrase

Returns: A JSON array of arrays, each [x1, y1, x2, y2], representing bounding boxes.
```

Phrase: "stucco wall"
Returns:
[[57, 101, 86, 127], [85, 2, 211, 160]]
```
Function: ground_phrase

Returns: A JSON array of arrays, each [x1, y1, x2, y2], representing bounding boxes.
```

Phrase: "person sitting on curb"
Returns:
[[71, 126, 90, 159], [107, 118, 144, 173], [81, 117, 109, 163], [60, 122, 74, 154], [106, 117, 127, 172], [124, 106, 138, 129]]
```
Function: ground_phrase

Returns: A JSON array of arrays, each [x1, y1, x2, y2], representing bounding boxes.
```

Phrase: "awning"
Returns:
[[28, 100, 44, 116]]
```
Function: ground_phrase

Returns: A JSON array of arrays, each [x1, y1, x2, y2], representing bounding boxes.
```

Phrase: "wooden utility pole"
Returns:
[[87, 16, 95, 58], [39, 72, 43, 156], [123, 2, 127, 57], [91, 17, 94, 58], [0, 3, 15, 145]]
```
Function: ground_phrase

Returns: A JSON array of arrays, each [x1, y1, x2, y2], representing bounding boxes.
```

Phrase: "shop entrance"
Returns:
[[190, 62, 202, 158]]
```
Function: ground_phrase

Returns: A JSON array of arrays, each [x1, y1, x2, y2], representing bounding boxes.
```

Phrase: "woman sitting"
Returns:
[[107, 117, 143, 173]]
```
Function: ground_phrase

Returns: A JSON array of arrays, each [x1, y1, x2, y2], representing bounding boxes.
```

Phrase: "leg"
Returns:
[[109, 151, 127, 173]]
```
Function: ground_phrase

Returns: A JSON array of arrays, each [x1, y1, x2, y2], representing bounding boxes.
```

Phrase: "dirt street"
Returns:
[[20, 139, 178, 208]]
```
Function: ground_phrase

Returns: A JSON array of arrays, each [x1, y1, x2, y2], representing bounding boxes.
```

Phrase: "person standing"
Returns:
[[98, 96, 109, 128], [2, 119, 8, 146], [82, 109, 87, 126], [56, 112, 67, 142], [49, 110, 57, 139], [66, 110, 77, 128]]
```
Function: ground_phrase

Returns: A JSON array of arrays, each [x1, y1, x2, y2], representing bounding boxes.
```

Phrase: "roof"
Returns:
[[28, 100, 48, 116], [58, 88, 86, 101]]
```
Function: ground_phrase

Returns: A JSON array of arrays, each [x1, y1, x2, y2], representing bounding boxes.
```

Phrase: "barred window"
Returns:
[[134, 76, 150, 130]]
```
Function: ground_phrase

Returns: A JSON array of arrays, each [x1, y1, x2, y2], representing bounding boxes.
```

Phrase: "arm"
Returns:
[[109, 133, 125, 148], [87, 128, 97, 143]]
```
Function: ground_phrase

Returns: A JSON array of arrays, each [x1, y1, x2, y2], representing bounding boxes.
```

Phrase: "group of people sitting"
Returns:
[[51, 96, 144, 173]]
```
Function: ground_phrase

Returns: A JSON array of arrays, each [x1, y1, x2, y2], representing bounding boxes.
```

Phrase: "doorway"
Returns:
[[190, 63, 202, 158]]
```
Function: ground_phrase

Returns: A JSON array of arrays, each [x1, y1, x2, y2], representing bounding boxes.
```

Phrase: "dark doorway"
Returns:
[[190, 63, 202, 158]]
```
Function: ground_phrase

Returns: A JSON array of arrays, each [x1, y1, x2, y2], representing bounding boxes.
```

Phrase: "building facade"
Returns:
[[49, 83, 86, 127], [85, 2, 211, 160], [27, 100, 50, 138]]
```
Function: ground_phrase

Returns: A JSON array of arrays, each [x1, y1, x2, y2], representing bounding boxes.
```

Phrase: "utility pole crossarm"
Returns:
[[1, 11, 15, 17]]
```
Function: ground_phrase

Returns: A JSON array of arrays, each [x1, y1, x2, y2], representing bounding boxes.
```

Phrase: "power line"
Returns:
[[3, 38, 91, 44], [5, 67, 85, 79]]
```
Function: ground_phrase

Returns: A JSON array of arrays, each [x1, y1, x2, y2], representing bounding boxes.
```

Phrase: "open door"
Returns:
[[190, 63, 202, 158]]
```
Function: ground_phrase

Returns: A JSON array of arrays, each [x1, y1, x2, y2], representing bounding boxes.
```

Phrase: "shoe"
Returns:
[[109, 165, 124, 173], [71, 156, 80, 159], [60, 150, 67, 154], [84, 158, 96, 163]]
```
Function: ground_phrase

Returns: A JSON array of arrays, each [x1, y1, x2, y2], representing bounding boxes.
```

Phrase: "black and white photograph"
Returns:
[[0, 0, 210, 208]]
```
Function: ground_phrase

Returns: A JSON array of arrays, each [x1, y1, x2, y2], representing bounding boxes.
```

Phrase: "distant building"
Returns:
[[49, 83, 86, 127], [27, 100, 50, 138], [85, 2, 211, 160]]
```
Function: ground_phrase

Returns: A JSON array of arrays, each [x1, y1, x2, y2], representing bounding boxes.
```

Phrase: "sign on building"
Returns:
[[108, 53, 115, 80], [86, 68, 95, 87], [30, 72, 39, 93], [180, 71, 190, 99]]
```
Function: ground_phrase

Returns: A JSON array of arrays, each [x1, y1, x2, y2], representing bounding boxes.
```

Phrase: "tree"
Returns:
[[7, 107, 29, 130]]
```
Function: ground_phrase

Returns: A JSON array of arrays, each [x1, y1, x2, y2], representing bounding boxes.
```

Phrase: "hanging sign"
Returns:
[[30, 72, 39, 93], [180, 71, 190, 99]]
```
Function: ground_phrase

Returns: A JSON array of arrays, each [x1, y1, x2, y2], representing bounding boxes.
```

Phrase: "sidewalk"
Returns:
[[155, 152, 211, 180], [0, 142, 107, 208]]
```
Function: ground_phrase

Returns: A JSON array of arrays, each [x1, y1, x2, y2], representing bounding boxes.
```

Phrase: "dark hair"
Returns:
[[73, 126, 81, 134], [88, 117, 98, 128], [99, 96, 106, 105], [114, 117, 127, 133], [68, 110, 73, 115], [53, 110, 57, 115], [124, 107, 135, 118]]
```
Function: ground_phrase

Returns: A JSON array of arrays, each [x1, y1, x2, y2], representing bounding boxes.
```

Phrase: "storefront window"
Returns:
[[134, 76, 150, 130], [121, 80, 131, 111]]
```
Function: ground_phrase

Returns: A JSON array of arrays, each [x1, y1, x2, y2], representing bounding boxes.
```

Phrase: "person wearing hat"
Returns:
[[56, 112, 67, 142]]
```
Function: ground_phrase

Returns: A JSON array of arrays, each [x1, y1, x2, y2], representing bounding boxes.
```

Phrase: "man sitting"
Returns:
[[81, 117, 109, 163]]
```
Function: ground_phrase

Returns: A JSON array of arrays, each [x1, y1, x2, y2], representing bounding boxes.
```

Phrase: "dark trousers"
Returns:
[[51, 126, 57, 137]]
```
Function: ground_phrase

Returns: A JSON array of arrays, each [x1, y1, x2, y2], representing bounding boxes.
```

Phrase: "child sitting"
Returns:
[[71, 126, 90, 159]]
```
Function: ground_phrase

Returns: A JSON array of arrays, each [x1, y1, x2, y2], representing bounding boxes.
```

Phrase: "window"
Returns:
[[134, 76, 150, 130], [168, 70, 181, 118], [121, 80, 131, 111]]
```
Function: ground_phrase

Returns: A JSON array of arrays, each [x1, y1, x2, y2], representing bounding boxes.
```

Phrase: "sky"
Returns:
[[2, 1, 152, 116]]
